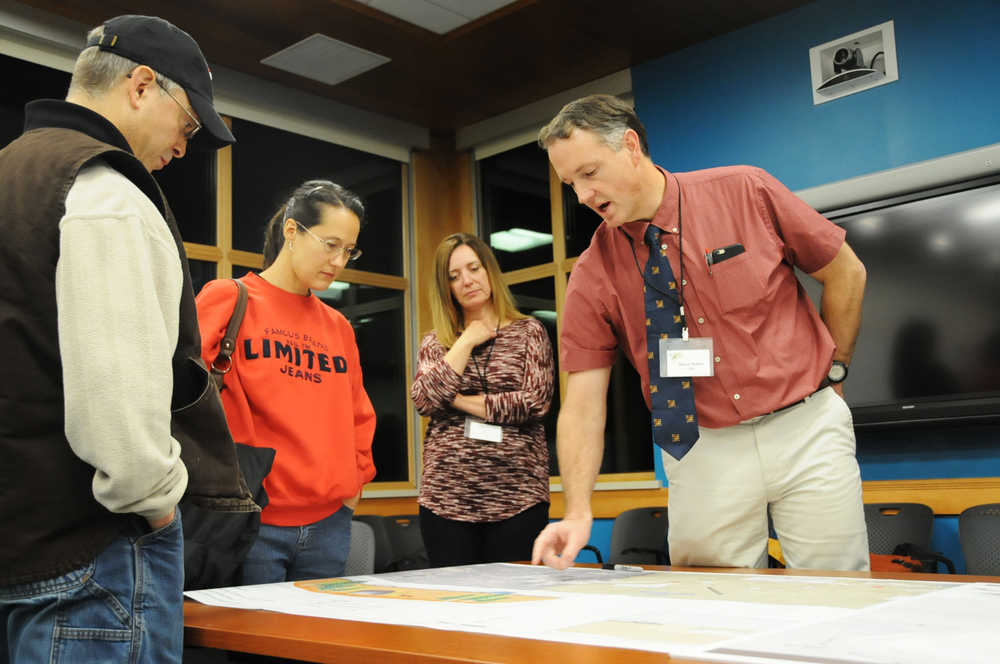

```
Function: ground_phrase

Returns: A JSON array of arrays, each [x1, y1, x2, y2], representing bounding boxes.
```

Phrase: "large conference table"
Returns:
[[183, 566, 997, 663]]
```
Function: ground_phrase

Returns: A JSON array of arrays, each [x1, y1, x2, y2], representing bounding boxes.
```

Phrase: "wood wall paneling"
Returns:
[[216, 136, 233, 278], [547, 161, 570, 403], [357, 477, 1000, 518], [410, 148, 476, 338]]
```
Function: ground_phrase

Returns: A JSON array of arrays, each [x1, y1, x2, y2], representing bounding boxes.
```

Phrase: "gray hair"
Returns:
[[537, 94, 650, 156], [68, 25, 182, 97]]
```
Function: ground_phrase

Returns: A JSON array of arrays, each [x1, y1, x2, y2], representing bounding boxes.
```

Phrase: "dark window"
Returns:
[[232, 265, 256, 279], [480, 141, 655, 478], [563, 184, 603, 257], [0, 53, 69, 148], [154, 148, 216, 245], [230, 118, 403, 276], [316, 283, 408, 482], [509, 277, 560, 474], [604, 351, 655, 473], [189, 259, 217, 296], [346, 166, 403, 276], [480, 144, 554, 271]]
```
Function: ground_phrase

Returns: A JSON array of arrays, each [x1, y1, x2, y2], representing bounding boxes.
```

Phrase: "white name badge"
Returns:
[[464, 416, 503, 443], [660, 337, 715, 377]]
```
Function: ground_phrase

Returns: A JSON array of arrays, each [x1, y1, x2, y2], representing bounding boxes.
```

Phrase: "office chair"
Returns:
[[959, 503, 1000, 575], [608, 506, 669, 565], [863, 502, 934, 554], [383, 514, 430, 571], [353, 514, 394, 573], [344, 520, 376, 576]]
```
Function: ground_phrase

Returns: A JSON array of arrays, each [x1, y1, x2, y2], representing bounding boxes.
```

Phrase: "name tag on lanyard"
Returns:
[[464, 416, 502, 443], [660, 336, 714, 377]]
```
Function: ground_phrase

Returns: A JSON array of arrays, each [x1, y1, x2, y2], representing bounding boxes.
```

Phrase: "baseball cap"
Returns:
[[86, 15, 235, 149]]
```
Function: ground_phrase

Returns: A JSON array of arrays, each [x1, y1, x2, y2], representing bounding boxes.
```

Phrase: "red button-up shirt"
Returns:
[[561, 165, 845, 428]]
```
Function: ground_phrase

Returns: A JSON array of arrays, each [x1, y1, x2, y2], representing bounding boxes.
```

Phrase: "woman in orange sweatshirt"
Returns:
[[196, 179, 376, 583]]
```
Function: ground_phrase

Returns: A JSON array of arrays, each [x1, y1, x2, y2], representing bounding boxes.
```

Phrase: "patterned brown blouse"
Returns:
[[411, 317, 554, 522]]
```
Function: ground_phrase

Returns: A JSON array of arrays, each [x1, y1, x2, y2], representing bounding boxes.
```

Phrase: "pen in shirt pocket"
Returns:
[[705, 244, 746, 274]]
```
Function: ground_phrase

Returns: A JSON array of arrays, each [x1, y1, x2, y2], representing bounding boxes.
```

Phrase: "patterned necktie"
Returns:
[[644, 224, 699, 460]]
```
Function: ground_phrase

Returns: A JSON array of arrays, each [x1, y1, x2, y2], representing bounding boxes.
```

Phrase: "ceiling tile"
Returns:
[[368, 0, 467, 34], [430, 0, 520, 20], [261, 34, 390, 87]]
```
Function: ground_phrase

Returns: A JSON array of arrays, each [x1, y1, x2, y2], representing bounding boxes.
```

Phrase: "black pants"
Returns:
[[419, 502, 550, 567]]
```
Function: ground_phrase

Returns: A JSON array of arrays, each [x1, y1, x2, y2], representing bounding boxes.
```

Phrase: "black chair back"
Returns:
[[609, 506, 669, 565], [345, 520, 376, 575], [959, 503, 1000, 575], [863, 502, 934, 554], [384, 514, 430, 571], [353, 514, 393, 573]]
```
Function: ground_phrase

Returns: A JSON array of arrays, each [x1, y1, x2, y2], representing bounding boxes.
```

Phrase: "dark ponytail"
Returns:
[[261, 179, 365, 268], [262, 206, 287, 269]]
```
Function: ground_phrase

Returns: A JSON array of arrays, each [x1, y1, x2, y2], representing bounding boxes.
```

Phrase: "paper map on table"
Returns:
[[186, 563, 1000, 663]]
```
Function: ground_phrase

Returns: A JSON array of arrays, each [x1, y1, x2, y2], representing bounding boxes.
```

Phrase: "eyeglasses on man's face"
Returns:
[[156, 79, 201, 141], [296, 222, 362, 262]]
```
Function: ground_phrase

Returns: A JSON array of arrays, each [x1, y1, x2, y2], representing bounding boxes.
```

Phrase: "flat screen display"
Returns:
[[801, 175, 1000, 427]]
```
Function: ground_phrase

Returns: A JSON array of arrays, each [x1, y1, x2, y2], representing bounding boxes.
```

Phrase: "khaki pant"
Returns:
[[662, 387, 870, 570]]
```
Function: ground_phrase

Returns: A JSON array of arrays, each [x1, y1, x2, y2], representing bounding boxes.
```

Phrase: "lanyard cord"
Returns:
[[621, 175, 687, 333], [470, 326, 498, 394]]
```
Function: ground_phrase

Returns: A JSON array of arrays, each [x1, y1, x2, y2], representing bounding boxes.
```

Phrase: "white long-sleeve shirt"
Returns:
[[55, 161, 188, 521]]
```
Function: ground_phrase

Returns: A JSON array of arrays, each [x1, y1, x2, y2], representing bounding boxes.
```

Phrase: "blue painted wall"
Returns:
[[632, 0, 1000, 191], [584, 0, 1000, 572]]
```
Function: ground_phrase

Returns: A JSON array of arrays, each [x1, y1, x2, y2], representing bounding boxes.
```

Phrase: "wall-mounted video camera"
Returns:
[[832, 43, 864, 73]]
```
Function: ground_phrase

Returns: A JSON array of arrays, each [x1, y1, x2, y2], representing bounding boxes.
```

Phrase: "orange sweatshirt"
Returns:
[[196, 273, 376, 526]]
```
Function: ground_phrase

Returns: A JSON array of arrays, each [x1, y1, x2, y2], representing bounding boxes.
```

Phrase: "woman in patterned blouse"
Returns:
[[411, 233, 555, 567]]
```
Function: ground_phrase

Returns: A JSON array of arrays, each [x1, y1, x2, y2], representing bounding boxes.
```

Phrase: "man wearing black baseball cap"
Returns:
[[84, 13, 235, 153], [0, 15, 251, 663]]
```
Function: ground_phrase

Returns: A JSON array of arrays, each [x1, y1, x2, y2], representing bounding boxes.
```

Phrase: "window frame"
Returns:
[[480, 153, 659, 490]]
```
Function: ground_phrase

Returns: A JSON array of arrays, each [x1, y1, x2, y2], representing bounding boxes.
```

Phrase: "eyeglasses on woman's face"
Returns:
[[296, 221, 362, 262]]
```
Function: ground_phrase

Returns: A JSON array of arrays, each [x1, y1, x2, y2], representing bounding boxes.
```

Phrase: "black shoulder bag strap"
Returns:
[[210, 279, 248, 391]]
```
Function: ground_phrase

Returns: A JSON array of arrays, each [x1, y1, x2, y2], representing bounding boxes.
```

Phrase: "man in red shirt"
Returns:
[[531, 94, 869, 571]]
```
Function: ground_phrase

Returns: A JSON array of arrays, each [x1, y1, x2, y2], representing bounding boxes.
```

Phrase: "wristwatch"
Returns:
[[828, 360, 849, 384]]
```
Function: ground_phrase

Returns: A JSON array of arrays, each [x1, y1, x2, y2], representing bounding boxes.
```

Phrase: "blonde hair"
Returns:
[[430, 233, 525, 348]]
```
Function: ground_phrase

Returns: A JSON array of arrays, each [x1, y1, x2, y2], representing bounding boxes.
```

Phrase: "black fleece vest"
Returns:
[[0, 125, 253, 585]]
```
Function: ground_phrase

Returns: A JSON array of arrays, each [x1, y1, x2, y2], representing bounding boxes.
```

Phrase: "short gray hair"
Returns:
[[68, 25, 181, 97], [537, 94, 649, 156]]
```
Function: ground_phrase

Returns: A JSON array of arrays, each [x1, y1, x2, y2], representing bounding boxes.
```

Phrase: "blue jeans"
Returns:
[[240, 505, 354, 584], [0, 511, 184, 664]]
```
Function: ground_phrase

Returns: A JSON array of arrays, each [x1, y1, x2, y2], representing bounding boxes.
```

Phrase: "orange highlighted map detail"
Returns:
[[294, 578, 547, 604]]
